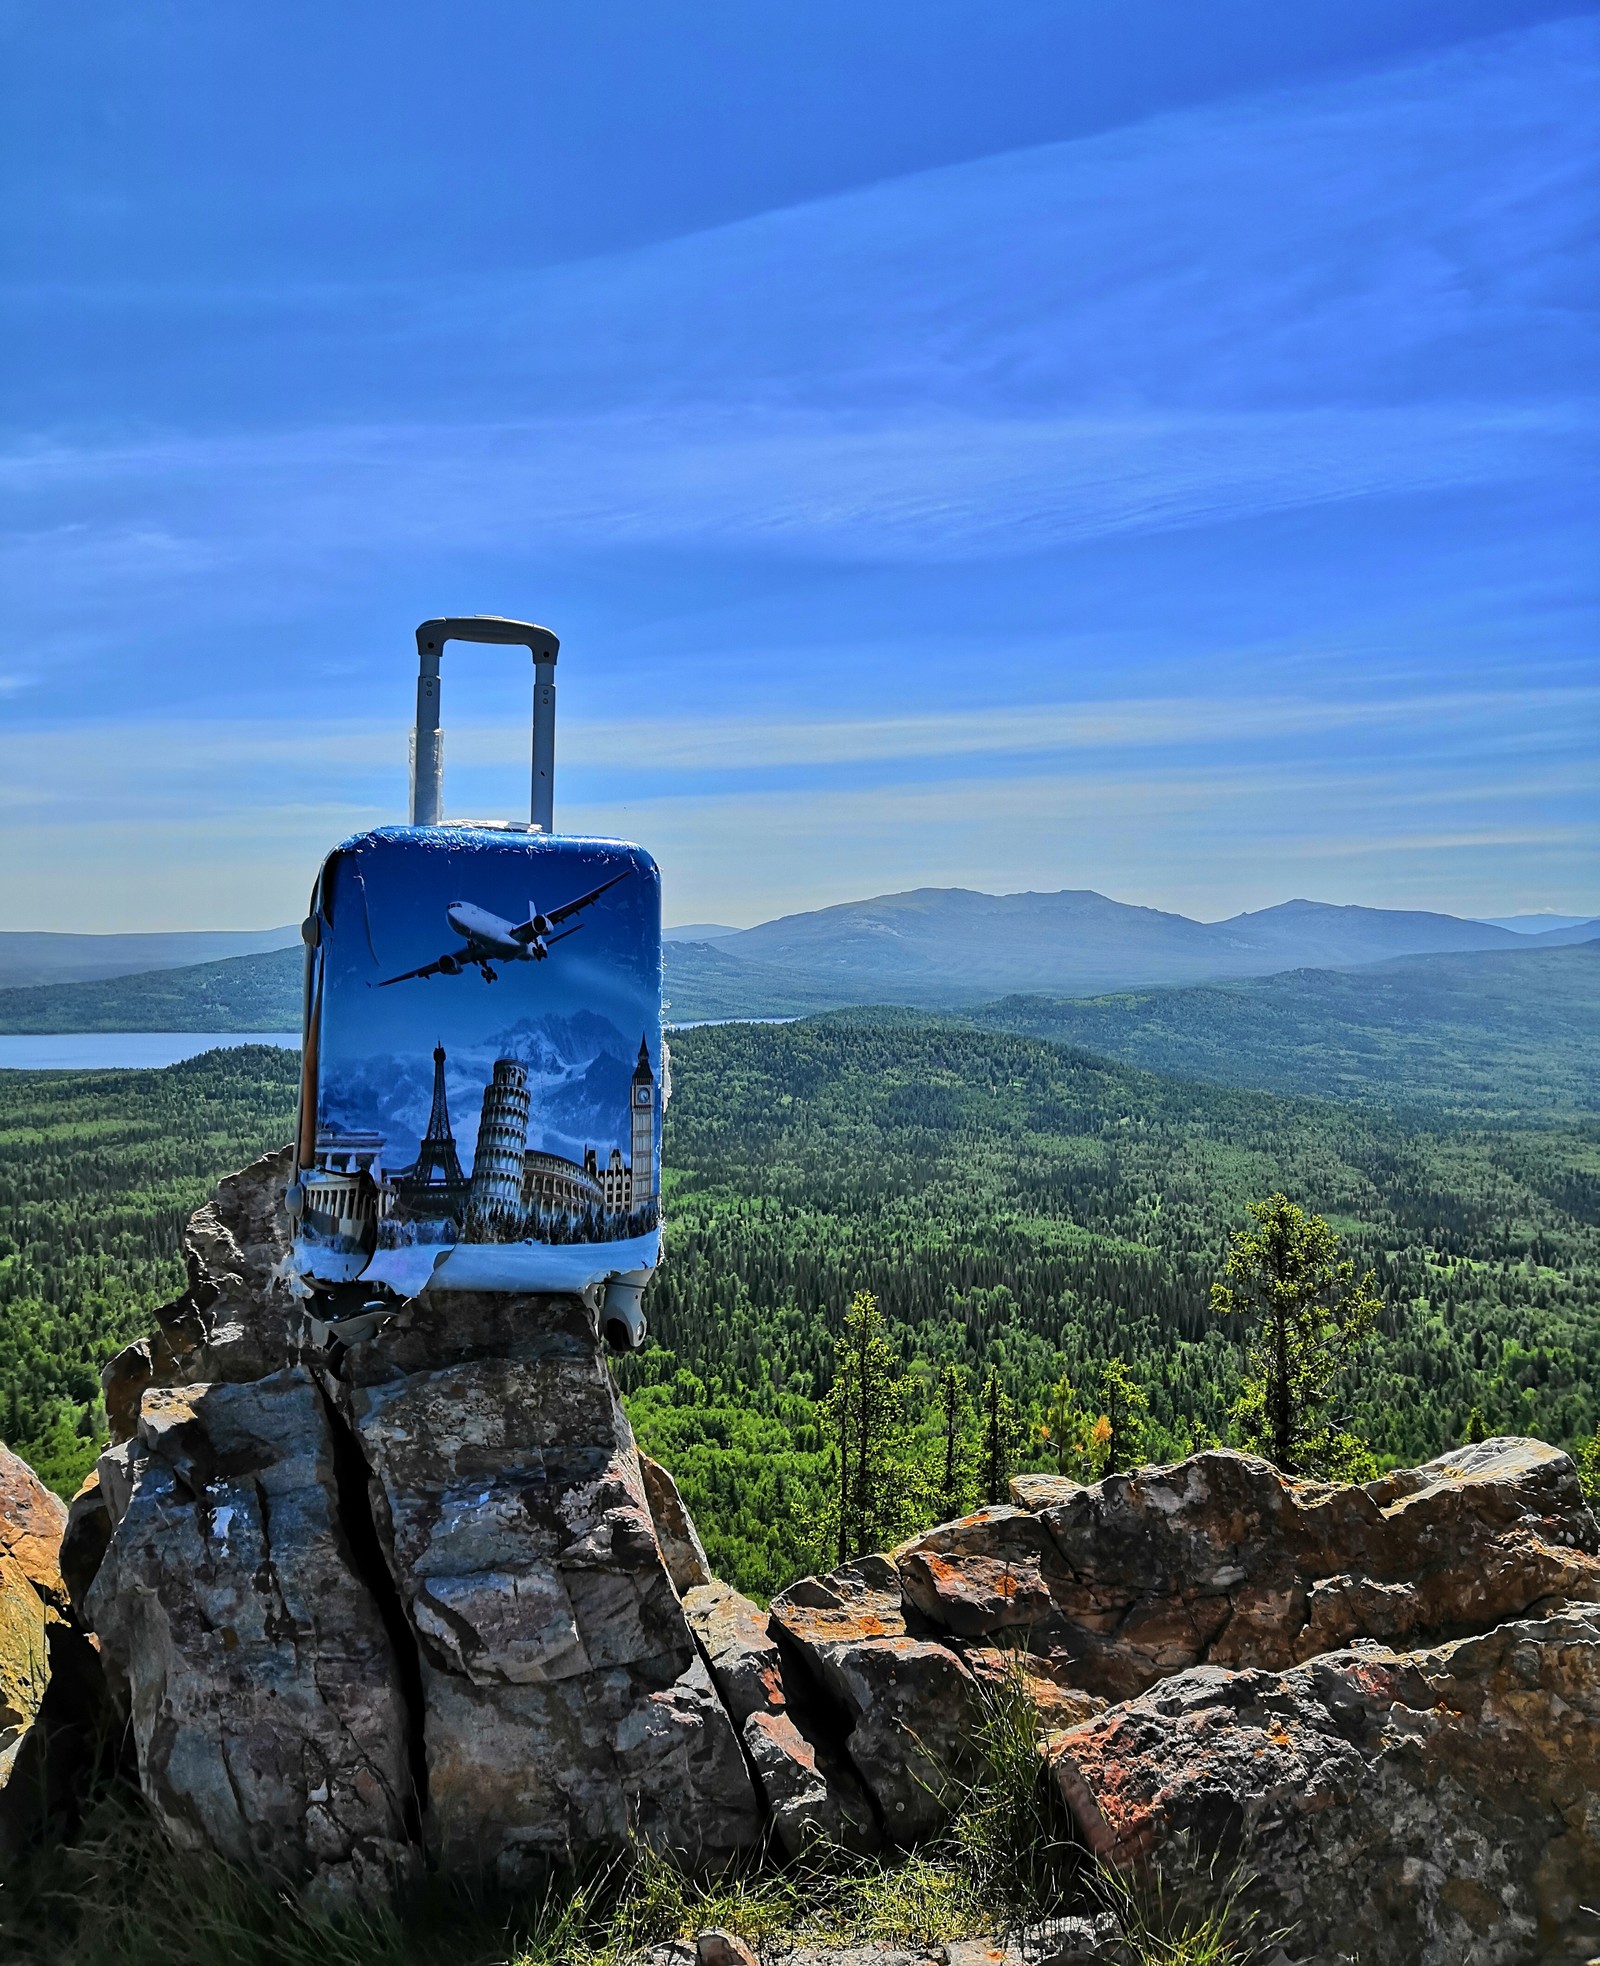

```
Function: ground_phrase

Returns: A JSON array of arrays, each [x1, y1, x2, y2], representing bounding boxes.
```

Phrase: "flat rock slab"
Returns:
[[1048, 1609, 1600, 1966]]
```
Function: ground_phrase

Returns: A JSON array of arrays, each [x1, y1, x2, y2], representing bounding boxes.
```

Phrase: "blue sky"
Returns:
[[2, 1, 1595, 929]]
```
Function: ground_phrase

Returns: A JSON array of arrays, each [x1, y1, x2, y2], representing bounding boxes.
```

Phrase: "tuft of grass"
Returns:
[[944, 1649, 1084, 1931], [1088, 1840, 1283, 1966]]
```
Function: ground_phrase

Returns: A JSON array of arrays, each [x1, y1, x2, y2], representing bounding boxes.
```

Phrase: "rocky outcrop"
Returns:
[[767, 1438, 1600, 1883], [77, 1151, 762, 1890], [770, 1556, 983, 1840], [59, 1148, 1600, 1952], [1049, 1609, 1600, 1965], [87, 1373, 415, 1889], [893, 1442, 1600, 1701], [335, 1287, 760, 1882]]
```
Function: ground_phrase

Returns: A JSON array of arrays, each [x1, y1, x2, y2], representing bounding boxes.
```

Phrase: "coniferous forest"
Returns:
[[1, 1012, 1596, 1600]]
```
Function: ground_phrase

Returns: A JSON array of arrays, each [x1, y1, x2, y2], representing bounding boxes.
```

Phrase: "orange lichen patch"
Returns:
[[0, 1448, 70, 1613]]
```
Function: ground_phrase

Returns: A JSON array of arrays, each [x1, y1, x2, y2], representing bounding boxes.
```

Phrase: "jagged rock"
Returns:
[[897, 1505, 1065, 1639], [745, 1705, 881, 1856], [337, 1287, 760, 1880], [899, 1442, 1600, 1700], [77, 1153, 761, 1887], [1047, 1608, 1600, 1966], [0, 1442, 113, 1868], [58, 1472, 111, 1622], [0, 1447, 68, 1856], [684, 1580, 787, 1723], [642, 1455, 713, 1595], [684, 1578, 879, 1856], [770, 1555, 977, 1839], [0, 1450, 71, 1614], [85, 1372, 416, 1891], [102, 1149, 300, 1440]]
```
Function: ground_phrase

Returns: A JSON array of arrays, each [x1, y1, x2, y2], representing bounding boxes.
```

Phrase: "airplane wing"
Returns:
[[541, 868, 631, 928], [377, 946, 471, 987]]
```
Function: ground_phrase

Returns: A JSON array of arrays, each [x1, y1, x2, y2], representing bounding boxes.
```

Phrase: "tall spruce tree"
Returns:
[[978, 1365, 1025, 1504], [1212, 1193, 1381, 1477], [934, 1362, 976, 1522], [821, 1290, 919, 1563]]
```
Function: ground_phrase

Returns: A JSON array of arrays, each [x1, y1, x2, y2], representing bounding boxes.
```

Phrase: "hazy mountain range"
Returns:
[[0, 925, 300, 990], [663, 890, 1600, 1017], [1, 889, 1595, 1033]]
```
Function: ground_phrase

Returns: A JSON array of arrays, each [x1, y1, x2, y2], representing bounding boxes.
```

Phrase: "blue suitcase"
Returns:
[[288, 617, 661, 1349]]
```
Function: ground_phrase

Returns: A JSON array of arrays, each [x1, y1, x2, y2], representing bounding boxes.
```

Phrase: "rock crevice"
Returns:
[[314, 1373, 429, 1842]]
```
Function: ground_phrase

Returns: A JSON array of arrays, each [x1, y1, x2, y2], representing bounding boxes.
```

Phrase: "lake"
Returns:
[[0, 1033, 301, 1070]]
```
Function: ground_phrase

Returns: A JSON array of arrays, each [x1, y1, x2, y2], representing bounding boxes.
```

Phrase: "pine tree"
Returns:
[[934, 1363, 975, 1522], [1212, 1194, 1381, 1477], [1098, 1358, 1148, 1475], [978, 1365, 1025, 1505], [1039, 1372, 1095, 1481], [820, 1290, 920, 1564]]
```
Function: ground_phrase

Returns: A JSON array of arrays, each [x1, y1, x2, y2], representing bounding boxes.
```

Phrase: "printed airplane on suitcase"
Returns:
[[287, 617, 661, 1350]]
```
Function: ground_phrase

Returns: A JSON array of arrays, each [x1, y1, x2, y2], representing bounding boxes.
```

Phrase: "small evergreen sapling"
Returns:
[[1097, 1357, 1148, 1475], [1039, 1372, 1096, 1481]]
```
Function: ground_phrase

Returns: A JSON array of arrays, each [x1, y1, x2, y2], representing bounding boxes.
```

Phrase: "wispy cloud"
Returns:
[[2, 403, 1592, 590], [1, 16, 1594, 922]]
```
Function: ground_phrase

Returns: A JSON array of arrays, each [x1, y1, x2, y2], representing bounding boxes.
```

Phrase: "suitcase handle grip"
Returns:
[[411, 617, 560, 830]]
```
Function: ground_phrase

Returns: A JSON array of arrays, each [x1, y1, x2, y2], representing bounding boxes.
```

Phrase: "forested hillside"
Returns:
[[628, 1017, 1599, 1589], [2, 1022, 1595, 1599], [972, 944, 1600, 1115], [0, 944, 303, 1034], [0, 1048, 300, 1489]]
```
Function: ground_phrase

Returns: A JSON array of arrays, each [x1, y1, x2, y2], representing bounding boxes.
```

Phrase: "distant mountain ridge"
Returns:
[[0, 925, 300, 990], [2, 889, 1596, 1034], [969, 942, 1600, 1115], [678, 888, 1600, 1011]]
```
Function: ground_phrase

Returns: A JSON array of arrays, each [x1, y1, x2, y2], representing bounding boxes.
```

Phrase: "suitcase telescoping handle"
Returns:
[[411, 616, 561, 831]]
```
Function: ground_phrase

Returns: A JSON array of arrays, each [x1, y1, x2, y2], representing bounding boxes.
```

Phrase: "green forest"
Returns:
[[1, 1013, 1596, 1599]]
